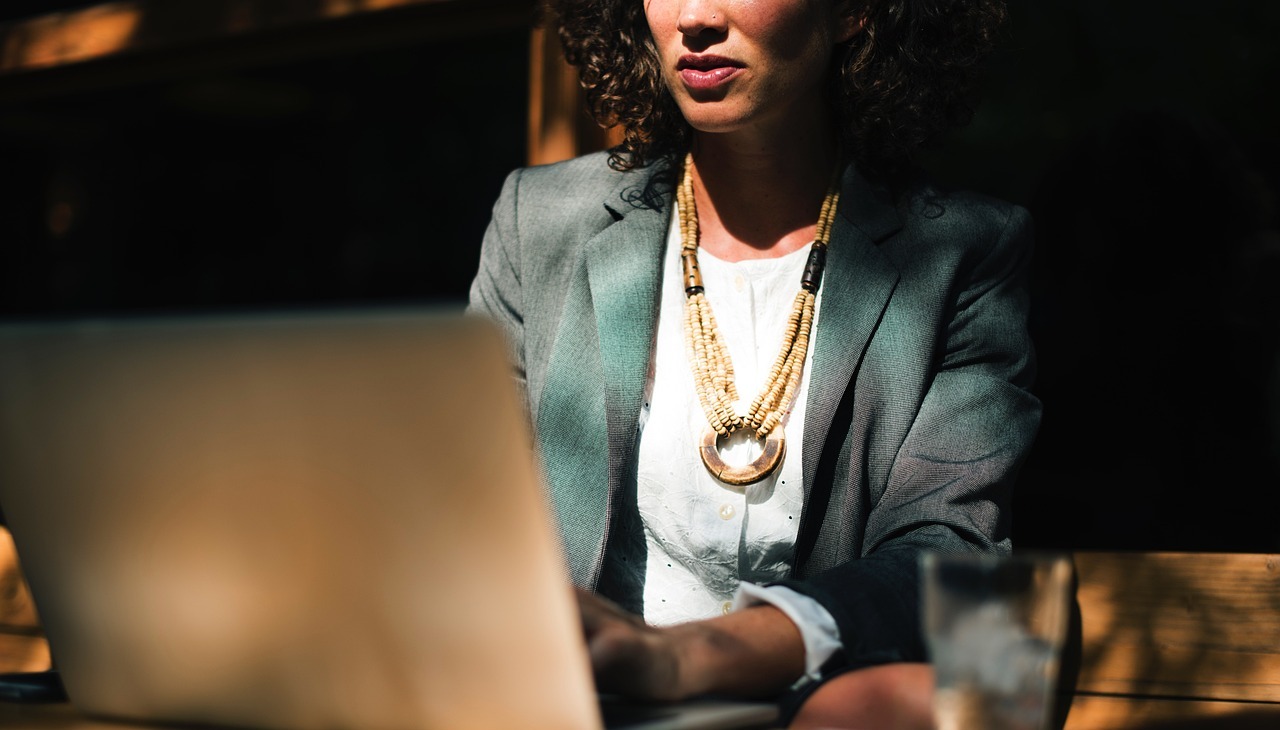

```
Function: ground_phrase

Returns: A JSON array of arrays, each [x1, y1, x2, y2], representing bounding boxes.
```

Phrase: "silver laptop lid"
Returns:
[[0, 310, 601, 730]]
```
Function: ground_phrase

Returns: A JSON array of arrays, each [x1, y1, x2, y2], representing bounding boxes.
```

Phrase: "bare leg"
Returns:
[[790, 663, 935, 730]]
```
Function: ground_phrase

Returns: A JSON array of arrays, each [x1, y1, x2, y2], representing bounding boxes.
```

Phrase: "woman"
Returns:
[[470, 0, 1037, 726]]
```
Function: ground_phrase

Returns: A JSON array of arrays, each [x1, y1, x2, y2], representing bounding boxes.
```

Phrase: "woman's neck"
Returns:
[[687, 126, 841, 263]]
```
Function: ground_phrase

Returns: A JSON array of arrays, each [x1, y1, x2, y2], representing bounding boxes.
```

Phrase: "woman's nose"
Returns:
[[676, 0, 728, 38]]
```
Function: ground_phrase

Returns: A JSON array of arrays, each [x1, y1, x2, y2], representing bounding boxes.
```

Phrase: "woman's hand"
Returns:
[[575, 588, 806, 701], [577, 588, 685, 700]]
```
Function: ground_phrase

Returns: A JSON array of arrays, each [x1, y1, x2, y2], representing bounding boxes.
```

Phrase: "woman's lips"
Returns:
[[679, 66, 742, 89], [678, 55, 744, 91]]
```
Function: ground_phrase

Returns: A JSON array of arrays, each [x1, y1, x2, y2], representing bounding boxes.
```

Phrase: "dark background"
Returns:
[[1, 1, 1277, 551], [0, 2, 530, 314], [923, 1, 1280, 552]]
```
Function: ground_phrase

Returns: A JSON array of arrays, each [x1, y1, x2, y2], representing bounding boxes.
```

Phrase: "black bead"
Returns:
[[801, 246, 827, 291]]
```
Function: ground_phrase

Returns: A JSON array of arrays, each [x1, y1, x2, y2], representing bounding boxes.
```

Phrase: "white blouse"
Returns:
[[632, 206, 840, 678]]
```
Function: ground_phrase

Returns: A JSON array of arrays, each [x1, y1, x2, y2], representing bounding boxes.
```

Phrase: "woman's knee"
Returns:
[[790, 662, 935, 730]]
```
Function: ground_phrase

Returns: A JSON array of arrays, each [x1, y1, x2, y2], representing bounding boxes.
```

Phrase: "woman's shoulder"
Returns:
[[495, 151, 672, 236], [889, 171, 1031, 260], [508, 150, 664, 205], [515, 150, 617, 189], [895, 172, 1022, 229], [520, 149, 625, 181]]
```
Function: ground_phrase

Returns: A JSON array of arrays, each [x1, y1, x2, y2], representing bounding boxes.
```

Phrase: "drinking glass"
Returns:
[[922, 552, 1072, 730]]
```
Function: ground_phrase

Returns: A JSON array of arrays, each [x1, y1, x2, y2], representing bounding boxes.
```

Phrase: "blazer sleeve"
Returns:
[[467, 168, 527, 397], [778, 205, 1041, 674]]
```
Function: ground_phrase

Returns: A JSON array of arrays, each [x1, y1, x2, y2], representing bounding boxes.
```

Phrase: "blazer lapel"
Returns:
[[585, 214, 668, 453], [537, 167, 671, 588], [801, 167, 903, 509]]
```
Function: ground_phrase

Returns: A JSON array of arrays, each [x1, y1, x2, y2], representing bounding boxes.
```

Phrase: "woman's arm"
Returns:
[[579, 589, 805, 700], [581, 590, 937, 730], [468, 168, 527, 395]]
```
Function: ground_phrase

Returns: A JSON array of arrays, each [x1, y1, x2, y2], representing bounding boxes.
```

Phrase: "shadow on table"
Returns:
[[1133, 712, 1280, 730], [1050, 563, 1083, 730]]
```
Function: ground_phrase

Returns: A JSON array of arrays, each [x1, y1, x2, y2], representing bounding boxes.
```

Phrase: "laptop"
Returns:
[[0, 309, 778, 730]]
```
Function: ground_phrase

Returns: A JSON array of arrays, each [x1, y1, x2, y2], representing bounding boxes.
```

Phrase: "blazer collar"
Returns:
[[584, 162, 674, 463], [800, 165, 903, 508], [836, 163, 903, 245]]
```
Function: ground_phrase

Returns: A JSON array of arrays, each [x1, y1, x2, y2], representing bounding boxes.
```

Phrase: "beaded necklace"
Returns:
[[678, 153, 841, 487]]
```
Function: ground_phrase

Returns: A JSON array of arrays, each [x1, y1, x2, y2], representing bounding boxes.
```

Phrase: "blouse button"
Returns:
[[733, 274, 746, 292], [722, 601, 733, 615], [718, 503, 736, 520]]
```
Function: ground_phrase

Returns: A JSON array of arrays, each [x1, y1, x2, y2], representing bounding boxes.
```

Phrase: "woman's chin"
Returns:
[[679, 100, 822, 141], [682, 112, 756, 137]]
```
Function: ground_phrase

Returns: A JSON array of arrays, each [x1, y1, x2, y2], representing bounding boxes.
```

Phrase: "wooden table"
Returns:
[[1062, 551, 1280, 729]]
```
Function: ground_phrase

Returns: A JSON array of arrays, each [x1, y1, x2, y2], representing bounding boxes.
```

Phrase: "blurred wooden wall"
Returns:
[[527, 23, 620, 165], [0, 0, 612, 163], [0, 528, 49, 672]]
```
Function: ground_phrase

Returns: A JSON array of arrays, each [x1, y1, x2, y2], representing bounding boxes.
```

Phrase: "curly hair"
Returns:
[[547, 0, 1007, 179]]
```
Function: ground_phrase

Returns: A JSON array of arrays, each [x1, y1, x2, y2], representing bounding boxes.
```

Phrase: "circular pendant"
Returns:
[[699, 425, 786, 487]]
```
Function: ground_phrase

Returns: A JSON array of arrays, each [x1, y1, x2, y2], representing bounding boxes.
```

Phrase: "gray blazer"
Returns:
[[469, 151, 1040, 673]]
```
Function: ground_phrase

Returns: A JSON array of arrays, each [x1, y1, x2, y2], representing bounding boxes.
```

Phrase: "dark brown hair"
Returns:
[[548, 0, 1008, 179]]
